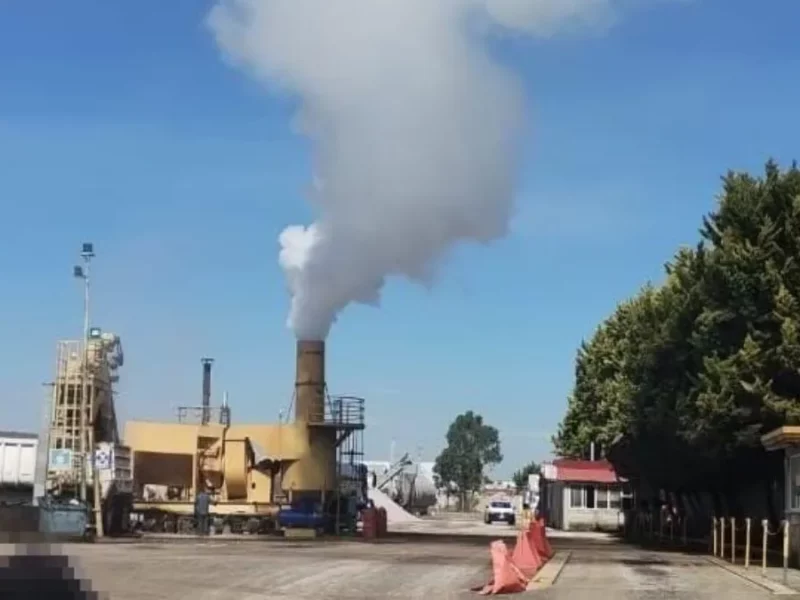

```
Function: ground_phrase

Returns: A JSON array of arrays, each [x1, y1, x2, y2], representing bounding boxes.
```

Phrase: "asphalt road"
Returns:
[[3, 531, 794, 599]]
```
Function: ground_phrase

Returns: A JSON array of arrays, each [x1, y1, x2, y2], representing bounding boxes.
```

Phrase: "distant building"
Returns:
[[539, 458, 633, 531], [482, 480, 515, 495]]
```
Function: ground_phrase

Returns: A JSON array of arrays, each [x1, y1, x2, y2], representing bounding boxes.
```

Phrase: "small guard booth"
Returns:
[[761, 426, 800, 566]]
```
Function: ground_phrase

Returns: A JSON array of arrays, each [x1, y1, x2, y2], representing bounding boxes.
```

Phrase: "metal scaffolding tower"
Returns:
[[44, 334, 123, 498]]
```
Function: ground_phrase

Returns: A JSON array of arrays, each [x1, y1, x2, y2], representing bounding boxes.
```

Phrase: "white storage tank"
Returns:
[[395, 472, 437, 515], [0, 432, 37, 488]]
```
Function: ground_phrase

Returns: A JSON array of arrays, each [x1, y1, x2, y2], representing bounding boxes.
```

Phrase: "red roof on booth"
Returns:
[[550, 459, 621, 484]]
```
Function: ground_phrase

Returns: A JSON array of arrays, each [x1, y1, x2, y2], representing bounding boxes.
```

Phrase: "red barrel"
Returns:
[[377, 507, 388, 537], [362, 507, 377, 540]]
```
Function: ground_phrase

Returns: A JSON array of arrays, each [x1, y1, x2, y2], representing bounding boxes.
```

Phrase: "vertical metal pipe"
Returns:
[[221, 391, 231, 426], [762, 519, 768, 576], [713, 517, 718, 556], [783, 519, 789, 584], [201, 358, 214, 426], [745, 518, 751, 569], [80, 260, 90, 502]]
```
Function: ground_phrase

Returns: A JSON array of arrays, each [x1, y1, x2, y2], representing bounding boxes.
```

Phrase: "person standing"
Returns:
[[194, 489, 211, 536]]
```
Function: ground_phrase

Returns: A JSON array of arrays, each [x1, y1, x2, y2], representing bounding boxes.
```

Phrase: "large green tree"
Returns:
[[434, 411, 502, 510], [554, 161, 800, 514]]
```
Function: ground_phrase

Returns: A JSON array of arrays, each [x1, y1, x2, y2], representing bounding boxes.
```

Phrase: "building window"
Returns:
[[569, 484, 625, 510], [596, 486, 609, 508], [570, 486, 584, 508], [790, 454, 800, 510], [570, 485, 600, 508]]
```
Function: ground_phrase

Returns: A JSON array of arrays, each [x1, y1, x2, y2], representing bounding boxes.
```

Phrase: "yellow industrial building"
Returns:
[[123, 341, 365, 532]]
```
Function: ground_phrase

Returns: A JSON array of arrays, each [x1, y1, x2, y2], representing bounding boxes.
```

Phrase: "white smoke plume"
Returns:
[[207, 0, 665, 340]]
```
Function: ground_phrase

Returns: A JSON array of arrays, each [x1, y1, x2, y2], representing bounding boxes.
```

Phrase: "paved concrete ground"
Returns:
[[8, 532, 794, 599], [63, 538, 490, 600], [708, 555, 800, 595], [389, 517, 617, 541], [538, 547, 797, 600]]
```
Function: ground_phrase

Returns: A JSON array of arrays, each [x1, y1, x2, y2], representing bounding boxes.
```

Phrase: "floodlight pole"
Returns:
[[76, 244, 93, 502]]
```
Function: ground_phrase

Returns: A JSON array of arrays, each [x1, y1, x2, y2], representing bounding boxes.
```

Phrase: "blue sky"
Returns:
[[1, 0, 799, 477]]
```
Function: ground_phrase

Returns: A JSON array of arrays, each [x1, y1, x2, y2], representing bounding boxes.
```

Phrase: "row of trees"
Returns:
[[554, 161, 800, 511]]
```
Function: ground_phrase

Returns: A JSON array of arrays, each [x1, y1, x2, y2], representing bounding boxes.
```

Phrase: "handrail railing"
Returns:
[[176, 406, 231, 426], [308, 395, 365, 427]]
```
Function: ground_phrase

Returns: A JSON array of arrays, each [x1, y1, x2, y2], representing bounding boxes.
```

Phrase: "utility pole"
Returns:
[[74, 243, 93, 502], [74, 242, 104, 537]]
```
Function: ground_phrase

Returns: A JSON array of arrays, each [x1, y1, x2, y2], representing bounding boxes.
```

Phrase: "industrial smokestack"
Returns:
[[201, 358, 214, 426], [295, 341, 325, 423]]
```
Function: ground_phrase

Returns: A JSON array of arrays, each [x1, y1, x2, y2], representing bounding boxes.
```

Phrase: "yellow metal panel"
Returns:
[[249, 469, 273, 504], [228, 423, 308, 460], [283, 429, 337, 492], [223, 439, 248, 500], [124, 421, 199, 455]]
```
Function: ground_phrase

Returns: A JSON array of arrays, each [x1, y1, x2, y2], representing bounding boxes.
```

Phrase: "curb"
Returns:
[[526, 551, 571, 591], [706, 556, 797, 595]]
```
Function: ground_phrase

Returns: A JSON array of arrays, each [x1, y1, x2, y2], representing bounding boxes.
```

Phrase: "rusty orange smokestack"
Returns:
[[295, 340, 325, 423]]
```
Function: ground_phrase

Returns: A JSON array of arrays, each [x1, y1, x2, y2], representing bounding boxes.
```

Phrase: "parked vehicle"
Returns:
[[484, 499, 516, 525], [0, 433, 36, 503]]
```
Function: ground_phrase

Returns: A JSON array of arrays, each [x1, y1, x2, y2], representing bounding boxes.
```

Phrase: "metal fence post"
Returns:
[[745, 518, 751, 569], [762, 519, 768, 577], [713, 517, 718, 556], [783, 520, 789, 586], [731, 517, 736, 564], [721, 517, 726, 559]]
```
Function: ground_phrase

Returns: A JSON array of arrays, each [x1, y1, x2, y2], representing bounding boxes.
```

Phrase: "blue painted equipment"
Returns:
[[277, 499, 327, 530]]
